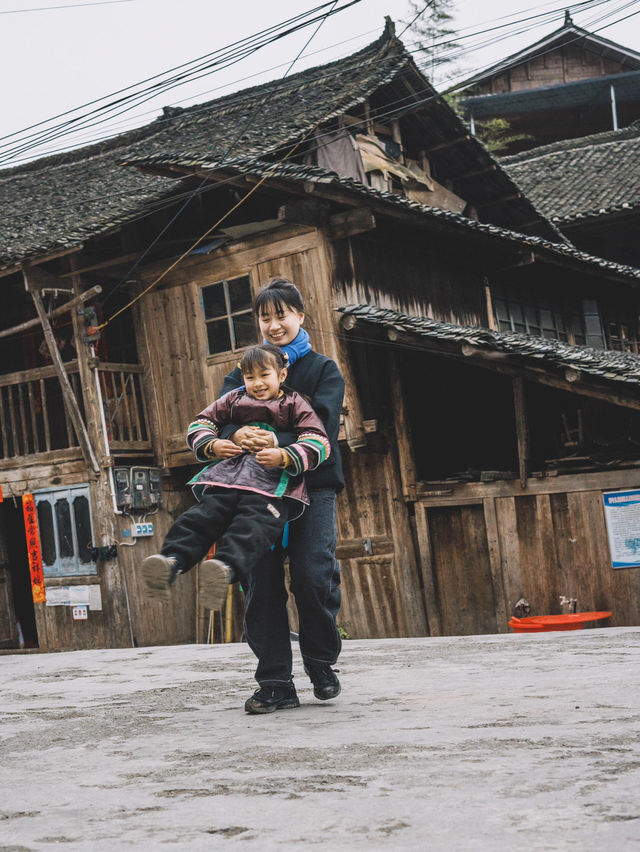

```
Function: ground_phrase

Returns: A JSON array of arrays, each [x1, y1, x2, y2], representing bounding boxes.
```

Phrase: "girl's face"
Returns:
[[242, 361, 288, 401], [258, 303, 304, 347]]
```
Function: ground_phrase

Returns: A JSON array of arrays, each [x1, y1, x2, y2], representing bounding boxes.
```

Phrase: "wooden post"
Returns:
[[23, 265, 100, 475], [68, 257, 136, 649], [389, 352, 417, 501], [413, 504, 442, 637], [513, 376, 528, 489]]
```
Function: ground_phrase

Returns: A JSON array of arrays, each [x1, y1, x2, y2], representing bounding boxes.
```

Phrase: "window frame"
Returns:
[[200, 275, 256, 358], [33, 484, 97, 578]]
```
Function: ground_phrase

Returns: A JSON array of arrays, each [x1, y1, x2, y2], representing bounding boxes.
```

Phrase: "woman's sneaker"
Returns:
[[140, 554, 181, 604], [304, 664, 341, 700], [244, 683, 300, 714], [198, 558, 231, 610]]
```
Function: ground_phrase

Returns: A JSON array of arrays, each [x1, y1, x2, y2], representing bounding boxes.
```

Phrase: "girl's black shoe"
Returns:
[[244, 683, 300, 714]]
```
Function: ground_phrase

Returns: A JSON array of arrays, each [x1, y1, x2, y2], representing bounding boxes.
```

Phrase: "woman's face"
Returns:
[[258, 303, 304, 347]]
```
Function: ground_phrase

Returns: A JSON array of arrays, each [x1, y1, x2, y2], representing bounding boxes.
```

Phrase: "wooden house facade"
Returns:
[[2, 25, 640, 651], [459, 13, 640, 152]]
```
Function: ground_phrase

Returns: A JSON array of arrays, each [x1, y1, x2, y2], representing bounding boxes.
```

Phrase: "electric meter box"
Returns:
[[130, 466, 162, 509], [113, 467, 132, 510]]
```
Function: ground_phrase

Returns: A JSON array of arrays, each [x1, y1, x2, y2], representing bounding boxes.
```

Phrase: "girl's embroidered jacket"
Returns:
[[186, 388, 331, 515]]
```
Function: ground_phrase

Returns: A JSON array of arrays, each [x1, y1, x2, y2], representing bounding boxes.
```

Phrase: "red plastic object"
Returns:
[[509, 612, 612, 633]]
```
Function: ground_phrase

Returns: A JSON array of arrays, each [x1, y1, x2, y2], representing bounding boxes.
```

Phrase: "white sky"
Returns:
[[1, 0, 639, 165]]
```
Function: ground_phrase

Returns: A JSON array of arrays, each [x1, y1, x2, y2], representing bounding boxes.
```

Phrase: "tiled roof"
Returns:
[[457, 18, 640, 92], [125, 153, 640, 282], [501, 123, 640, 224], [337, 304, 640, 386], [0, 25, 561, 274]]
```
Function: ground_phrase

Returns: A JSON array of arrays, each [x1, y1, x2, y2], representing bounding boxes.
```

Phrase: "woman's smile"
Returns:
[[258, 305, 304, 346]]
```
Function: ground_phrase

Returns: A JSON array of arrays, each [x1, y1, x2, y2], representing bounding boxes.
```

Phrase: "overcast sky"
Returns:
[[2, 0, 639, 165]]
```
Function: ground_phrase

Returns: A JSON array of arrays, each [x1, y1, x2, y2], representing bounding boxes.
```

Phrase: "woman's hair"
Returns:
[[254, 276, 305, 316], [240, 344, 287, 375]]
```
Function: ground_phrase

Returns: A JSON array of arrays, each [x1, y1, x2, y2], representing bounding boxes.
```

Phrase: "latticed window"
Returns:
[[606, 318, 639, 353], [34, 485, 97, 577], [201, 276, 256, 355], [492, 285, 592, 346]]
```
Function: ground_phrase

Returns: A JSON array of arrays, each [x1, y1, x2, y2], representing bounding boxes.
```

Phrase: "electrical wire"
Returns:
[[98, 0, 341, 308], [0, 0, 133, 13], [0, 2, 361, 163], [0, 0, 616, 164]]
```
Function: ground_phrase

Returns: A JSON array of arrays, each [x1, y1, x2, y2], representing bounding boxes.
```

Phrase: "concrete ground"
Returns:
[[1, 628, 640, 851]]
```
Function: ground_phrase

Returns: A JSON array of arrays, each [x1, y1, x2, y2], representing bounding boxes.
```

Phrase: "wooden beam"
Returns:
[[328, 207, 376, 240], [345, 325, 640, 412], [0, 285, 102, 341], [22, 265, 100, 475], [477, 193, 523, 208], [452, 163, 497, 182], [512, 376, 529, 489], [0, 244, 83, 281], [413, 504, 442, 637], [425, 135, 470, 153], [389, 351, 418, 502], [277, 200, 328, 228]]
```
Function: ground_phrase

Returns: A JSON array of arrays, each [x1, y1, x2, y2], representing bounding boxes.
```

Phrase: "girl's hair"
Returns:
[[254, 276, 305, 316], [240, 344, 287, 375]]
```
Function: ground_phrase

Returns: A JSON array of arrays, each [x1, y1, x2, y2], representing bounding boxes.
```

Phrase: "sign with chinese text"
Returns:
[[603, 489, 640, 569], [22, 493, 46, 603]]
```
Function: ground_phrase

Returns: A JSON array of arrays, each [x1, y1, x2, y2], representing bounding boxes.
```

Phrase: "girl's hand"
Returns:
[[233, 426, 275, 452], [255, 448, 283, 468], [211, 439, 243, 459]]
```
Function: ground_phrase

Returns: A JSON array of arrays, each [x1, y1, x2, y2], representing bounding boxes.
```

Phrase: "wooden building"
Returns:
[[502, 122, 640, 276], [459, 12, 640, 152], [2, 24, 640, 651]]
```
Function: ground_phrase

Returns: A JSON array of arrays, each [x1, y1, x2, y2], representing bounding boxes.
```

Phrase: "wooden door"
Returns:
[[414, 501, 501, 636]]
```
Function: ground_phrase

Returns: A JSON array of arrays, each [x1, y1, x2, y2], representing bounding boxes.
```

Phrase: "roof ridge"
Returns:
[[502, 121, 640, 164]]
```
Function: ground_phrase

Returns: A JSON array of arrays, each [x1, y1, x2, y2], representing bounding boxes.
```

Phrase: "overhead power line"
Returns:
[[0, 0, 623, 165], [0, 0, 133, 13], [0, 1, 360, 164]]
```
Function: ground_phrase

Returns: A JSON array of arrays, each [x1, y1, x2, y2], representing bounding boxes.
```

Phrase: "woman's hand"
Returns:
[[210, 439, 243, 459], [232, 425, 275, 452], [255, 448, 283, 468]]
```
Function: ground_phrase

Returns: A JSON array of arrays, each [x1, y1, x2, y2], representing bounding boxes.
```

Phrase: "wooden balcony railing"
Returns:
[[0, 361, 151, 462], [96, 363, 151, 452]]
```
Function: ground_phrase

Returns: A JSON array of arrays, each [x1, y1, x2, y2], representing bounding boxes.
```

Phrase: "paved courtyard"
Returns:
[[1, 627, 640, 850]]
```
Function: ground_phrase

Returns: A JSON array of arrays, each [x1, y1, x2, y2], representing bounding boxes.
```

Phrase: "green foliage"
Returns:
[[473, 118, 534, 155], [337, 626, 352, 640], [406, 0, 461, 82]]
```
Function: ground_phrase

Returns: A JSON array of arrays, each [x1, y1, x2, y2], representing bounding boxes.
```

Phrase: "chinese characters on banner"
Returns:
[[22, 493, 46, 604]]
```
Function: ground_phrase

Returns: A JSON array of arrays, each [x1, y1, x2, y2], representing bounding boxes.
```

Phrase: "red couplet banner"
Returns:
[[22, 494, 46, 605]]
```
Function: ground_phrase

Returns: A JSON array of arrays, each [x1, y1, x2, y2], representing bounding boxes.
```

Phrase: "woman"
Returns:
[[217, 276, 345, 714]]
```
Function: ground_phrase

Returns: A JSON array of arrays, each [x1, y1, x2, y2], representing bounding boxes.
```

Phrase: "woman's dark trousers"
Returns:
[[243, 488, 342, 685], [160, 488, 288, 581]]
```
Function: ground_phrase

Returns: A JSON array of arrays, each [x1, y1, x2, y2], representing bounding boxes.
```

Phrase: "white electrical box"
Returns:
[[132, 522, 154, 538]]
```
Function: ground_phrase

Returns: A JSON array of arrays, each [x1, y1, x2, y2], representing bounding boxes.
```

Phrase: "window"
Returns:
[[34, 485, 97, 577], [492, 284, 587, 346], [201, 276, 255, 355], [606, 318, 639, 353]]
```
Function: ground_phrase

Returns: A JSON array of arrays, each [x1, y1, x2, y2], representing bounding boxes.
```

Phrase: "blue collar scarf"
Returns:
[[264, 327, 311, 368]]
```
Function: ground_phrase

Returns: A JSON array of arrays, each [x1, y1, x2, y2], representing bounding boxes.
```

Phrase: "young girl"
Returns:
[[140, 344, 330, 612]]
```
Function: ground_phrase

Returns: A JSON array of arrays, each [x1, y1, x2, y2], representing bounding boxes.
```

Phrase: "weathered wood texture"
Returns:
[[336, 448, 427, 639], [472, 46, 631, 96], [415, 502, 499, 636], [332, 227, 488, 328], [414, 473, 640, 635]]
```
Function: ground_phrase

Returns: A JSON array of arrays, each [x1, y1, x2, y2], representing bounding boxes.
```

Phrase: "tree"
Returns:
[[406, 0, 461, 85]]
